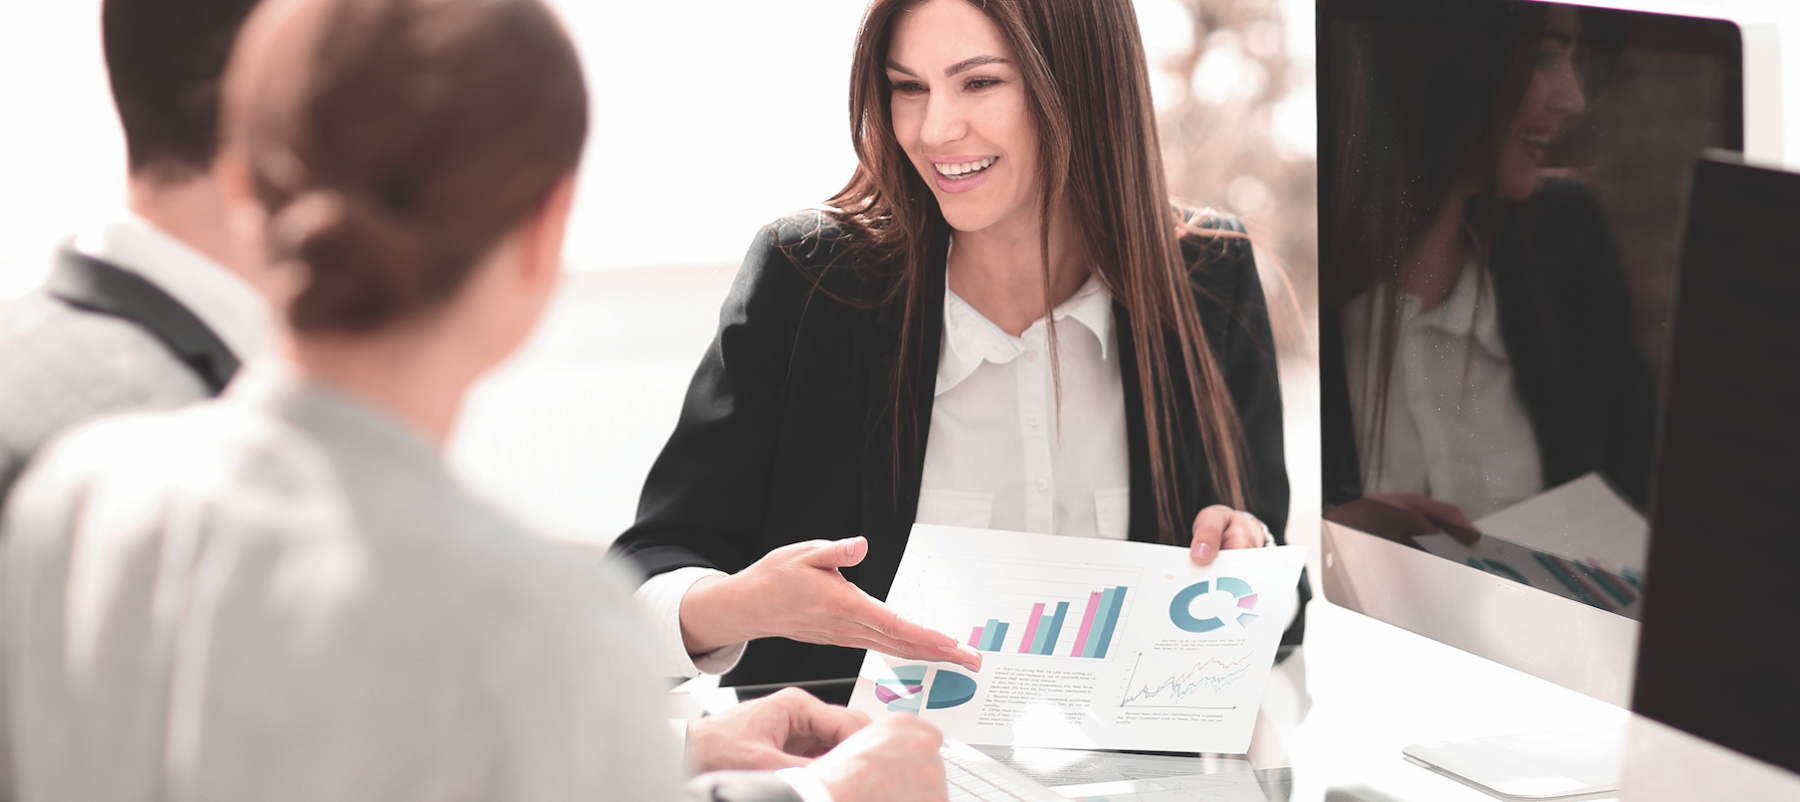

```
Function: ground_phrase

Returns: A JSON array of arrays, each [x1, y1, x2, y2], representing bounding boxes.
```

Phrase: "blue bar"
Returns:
[[1029, 615, 1053, 654], [980, 618, 1002, 651], [1041, 601, 1070, 655], [989, 622, 1009, 652], [1093, 586, 1129, 659]]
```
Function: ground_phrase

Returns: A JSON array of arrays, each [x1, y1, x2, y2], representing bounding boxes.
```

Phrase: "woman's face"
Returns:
[[1496, 5, 1588, 200], [885, 0, 1040, 236]]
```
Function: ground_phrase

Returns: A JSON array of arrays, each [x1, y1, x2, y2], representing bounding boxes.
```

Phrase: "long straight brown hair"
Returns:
[[828, 0, 1248, 542]]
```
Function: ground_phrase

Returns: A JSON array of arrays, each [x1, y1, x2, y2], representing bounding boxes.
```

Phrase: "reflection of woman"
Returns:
[[613, 0, 1306, 685], [1322, 1, 1655, 526]]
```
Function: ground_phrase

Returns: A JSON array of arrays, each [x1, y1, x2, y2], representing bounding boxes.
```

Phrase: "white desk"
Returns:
[[674, 600, 1800, 801]]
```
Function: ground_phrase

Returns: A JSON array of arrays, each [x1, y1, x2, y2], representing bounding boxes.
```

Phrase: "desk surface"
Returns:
[[675, 599, 1800, 801]]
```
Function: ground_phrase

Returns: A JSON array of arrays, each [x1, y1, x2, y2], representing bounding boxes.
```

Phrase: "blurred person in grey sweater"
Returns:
[[0, 0, 946, 800]]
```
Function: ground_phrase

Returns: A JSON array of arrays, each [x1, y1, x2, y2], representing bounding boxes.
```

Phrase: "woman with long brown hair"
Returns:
[[613, 0, 1304, 686], [1320, 0, 1656, 538]]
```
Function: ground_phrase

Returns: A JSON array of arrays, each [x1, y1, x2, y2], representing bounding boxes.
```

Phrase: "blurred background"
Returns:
[[1, 0, 1796, 548]]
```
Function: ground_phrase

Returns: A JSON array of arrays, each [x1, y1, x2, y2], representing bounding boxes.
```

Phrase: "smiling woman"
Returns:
[[1321, 0, 1658, 530], [610, 0, 1307, 687]]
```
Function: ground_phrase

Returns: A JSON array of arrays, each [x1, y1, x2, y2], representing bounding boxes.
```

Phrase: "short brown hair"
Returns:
[[225, 0, 588, 333], [104, 0, 264, 181]]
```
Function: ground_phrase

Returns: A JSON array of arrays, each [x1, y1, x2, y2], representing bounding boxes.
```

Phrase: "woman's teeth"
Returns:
[[935, 157, 997, 179], [1521, 132, 1553, 148]]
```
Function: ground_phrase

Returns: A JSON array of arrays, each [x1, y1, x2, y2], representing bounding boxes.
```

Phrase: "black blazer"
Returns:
[[613, 211, 1306, 686], [1322, 178, 1658, 510]]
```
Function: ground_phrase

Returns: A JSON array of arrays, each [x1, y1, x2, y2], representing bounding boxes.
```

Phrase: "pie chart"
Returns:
[[926, 670, 977, 709], [876, 666, 927, 714], [1169, 577, 1259, 633]]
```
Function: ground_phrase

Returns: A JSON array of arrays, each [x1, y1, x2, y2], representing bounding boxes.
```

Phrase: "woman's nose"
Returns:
[[921, 93, 968, 146], [1549, 60, 1587, 114]]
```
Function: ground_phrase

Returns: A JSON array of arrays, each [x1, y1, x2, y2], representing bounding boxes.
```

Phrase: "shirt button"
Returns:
[[1036, 479, 1048, 491], [1027, 415, 1041, 427], [1024, 350, 1038, 362]]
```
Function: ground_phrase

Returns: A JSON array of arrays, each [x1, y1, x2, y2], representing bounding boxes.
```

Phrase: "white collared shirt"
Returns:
[[916, 275, 1131, 537], [1340, 256, 1544, 519], [72, 210, 276, 361], [637, 274, 1130, 678]]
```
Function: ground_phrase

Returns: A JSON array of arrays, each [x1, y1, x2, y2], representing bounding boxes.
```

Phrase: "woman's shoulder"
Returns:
[[736, 209, 897, 302], [1172, 206, 1257, 298]]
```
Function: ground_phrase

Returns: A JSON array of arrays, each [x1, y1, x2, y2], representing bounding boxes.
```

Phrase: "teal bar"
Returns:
[[1093, 585, 1128, 658], [1029, 615, 1053, 654], [1041, 601, 1070, 655], [1084, 588, 1118, 657], [980, 618, 1003, 651], [989, 622, 1009, 652]]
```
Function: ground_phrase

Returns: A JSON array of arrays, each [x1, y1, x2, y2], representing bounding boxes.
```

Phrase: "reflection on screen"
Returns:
[[1318, 0, 1742, 619]]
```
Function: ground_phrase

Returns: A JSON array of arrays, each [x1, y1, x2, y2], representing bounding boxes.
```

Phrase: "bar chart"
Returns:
[[965, 585, 1131, 658], [915, 552, 1141, 660]]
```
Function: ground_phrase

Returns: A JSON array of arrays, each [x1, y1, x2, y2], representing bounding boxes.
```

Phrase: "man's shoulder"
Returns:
[[0, 290, 209, 484]]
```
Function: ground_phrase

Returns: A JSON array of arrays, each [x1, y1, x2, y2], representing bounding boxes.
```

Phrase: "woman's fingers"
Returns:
[[1220, 510, 1268, 550], [1189, 505, 1236, 564]]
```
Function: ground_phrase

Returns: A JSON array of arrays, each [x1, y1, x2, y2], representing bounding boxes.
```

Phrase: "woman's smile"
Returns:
[[930, 155, 998, 193]]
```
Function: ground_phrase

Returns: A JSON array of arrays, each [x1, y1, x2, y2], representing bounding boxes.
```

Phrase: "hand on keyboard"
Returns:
[[807, 715, 949, 802]]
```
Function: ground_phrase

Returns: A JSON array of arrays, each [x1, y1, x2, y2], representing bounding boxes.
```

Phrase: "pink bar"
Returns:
[[1017, 603, 1046, 653], [969, 626, 984, 647], [1070, 592, 1103, 657]]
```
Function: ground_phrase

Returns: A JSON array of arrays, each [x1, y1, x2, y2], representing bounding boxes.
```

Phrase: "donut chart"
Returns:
[[1169, 577, 1259, 633]]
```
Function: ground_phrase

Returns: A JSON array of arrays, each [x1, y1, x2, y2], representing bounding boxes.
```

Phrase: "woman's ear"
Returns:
[[518, 174, 577, 291]]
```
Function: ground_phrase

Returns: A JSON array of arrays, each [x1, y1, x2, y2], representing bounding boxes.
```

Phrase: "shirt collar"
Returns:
[[72, 209, 277, 361], [936, 272, 1115, 397], [1416, 254, 1507, 359]]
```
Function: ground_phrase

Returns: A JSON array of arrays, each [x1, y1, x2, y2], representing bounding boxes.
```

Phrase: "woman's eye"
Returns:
[[965, 77, 1002, 91], [892, 81, 927, 96]]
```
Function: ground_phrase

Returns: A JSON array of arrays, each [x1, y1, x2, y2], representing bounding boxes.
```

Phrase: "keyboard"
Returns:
[[941, 739, 1070, 802]]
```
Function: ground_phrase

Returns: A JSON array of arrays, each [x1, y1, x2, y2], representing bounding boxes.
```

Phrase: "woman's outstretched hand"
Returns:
[[680, 537, 983, 672], [1189, 504, 1273, 566]]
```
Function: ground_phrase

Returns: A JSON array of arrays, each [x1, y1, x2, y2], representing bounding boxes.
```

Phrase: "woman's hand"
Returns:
[[1189, 505, 1273, 566], [680, 537, 983, 672]]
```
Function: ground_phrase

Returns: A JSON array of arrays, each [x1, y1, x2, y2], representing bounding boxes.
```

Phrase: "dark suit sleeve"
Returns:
[[683, 772, 805, 802], [1191, 217, 1310, 650], [611, 226, 806, 578]]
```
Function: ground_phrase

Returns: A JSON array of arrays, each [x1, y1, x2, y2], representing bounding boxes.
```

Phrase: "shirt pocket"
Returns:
[[1095, 488, 1131, 539], [916, 488, 994, 529]]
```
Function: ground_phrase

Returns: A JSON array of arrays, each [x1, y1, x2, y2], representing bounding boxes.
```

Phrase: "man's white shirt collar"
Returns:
[[72, 209, 276, 361]]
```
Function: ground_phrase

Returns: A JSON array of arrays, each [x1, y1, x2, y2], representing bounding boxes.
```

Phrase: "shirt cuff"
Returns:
[[634, 566, 748, 678], [776, 767, 837, 802]]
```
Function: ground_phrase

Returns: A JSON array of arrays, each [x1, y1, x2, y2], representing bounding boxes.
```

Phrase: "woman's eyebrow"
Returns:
[[1543, 32, 1575, 45], [884, 55, 1011, 78], [946, 55, 1008, 76]]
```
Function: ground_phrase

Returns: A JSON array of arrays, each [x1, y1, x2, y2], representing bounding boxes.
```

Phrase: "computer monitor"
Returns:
[[1630, 152, 1800, 776], [1316, 0, 1743, 710]]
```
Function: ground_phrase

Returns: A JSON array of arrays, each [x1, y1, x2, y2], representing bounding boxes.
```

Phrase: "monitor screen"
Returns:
[[1316, 0, 1742, 701], [1631, 154, 1800, 774]]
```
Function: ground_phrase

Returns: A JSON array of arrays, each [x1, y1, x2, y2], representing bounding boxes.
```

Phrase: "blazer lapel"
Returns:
[[859, 225, 950, 600]]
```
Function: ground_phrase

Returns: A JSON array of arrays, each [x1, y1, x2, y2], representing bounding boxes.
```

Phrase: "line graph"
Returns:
[[1119, 651, 1256, 708]]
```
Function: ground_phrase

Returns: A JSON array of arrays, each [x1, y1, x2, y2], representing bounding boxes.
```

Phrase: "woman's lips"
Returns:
[[930, 156, 997, 194]]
